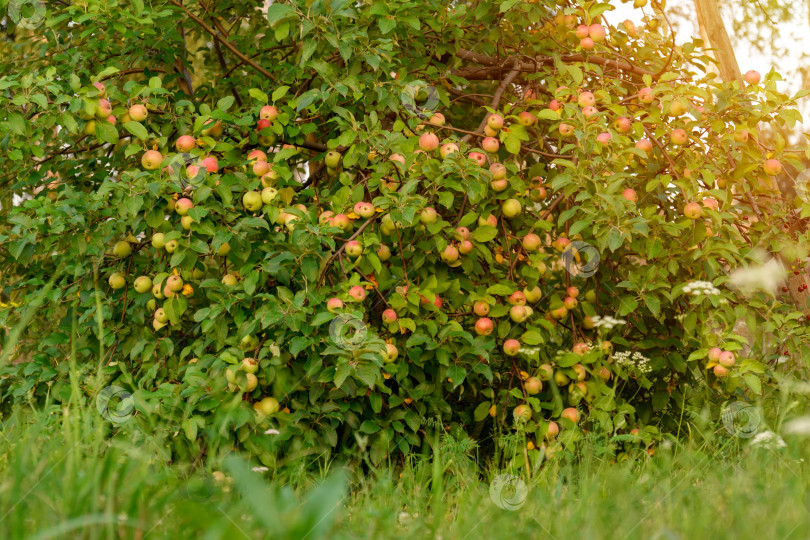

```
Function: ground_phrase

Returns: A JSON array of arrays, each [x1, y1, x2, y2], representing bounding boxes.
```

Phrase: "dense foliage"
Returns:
[[1, 0, 809, 467]]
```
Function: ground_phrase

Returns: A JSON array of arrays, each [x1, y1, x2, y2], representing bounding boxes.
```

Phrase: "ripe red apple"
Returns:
[[469, 151, 487, 166], [559, 123, 575, 136], [744, 70, 761, 85], [348, 285, 367, 302], [487, 114, 504, 131], [345, 240, 363, 258], [525, 377, 542, 395], [489, 163, 507, 180], [176, 197, 193, 216], [548, 99, 562, 111], [256, 118, 271, 133], [419, 132, 439, 152], [623, 188, 638, 203], [578, 91, 596, 108], [623, 20, 637, 37], [614, 117, 632, 133], [429, 112, 445, 126], [763, 159, 782, 176], [94, 99, 112, 119], [503, 339, 521, 356], [92, 82, 106, 97], [252, 160, 274, 177], [719, 351, 736, 367], [508, 291, 526, 305], [545, 421, 560, 440], [563, 296, 578, 310], [455, 226, 470, 241], [440, 143, 459, 159], [475, 317, 494, 336], [550, 306, 568, 320], [491, 178, 508, 192], [713, 364, 729, 377], [580, 37, 594, 50], [382, 309, 398, 324], [638, 87, 654, 104], [473, 301, 490, 316], [522, 233, 541, 252], [683, 202, 702, 219], [567, 287, 579, 298], [572, 343, 589, 356], [129, 104, 148, 122], [332, 214, 351, 230], [589, 23, 606, 41], [441, 244, 459, 263], [458, 240, 474, 254], [382, 343, 399, 363], [513, 404, 532, 422], [260, 105, 278, 121], [141, 150, 163, 170], [670, 129, 688, 145], [327, 298, 344, 312], [708, 347, 722, 362], [635, 138, 653, 153], [510, 305, 529, 323], [248, 149, 268, 163], [596, 132, 611, 144], [733, 130, 749, 143], [575, 24, 589, 39], [518, 111, 537, 126], [352, 201, 373, 218], [377, 245, 391, 261], [478, 214, 498, 228], [582, 106, 598, 118], [702, 198, 719, 209], [561, 407, 581, 423], [482, 137, 499, 153], [553, 237, 570, 252], [176, 135, 196, 152]]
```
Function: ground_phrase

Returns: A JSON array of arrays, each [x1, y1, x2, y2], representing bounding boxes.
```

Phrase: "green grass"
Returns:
[[2, 397, 810, 539]]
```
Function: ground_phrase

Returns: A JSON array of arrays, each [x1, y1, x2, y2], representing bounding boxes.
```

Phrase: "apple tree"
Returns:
[[1, 0, 809, 465]]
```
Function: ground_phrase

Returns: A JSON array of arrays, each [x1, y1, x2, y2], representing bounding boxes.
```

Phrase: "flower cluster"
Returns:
[[613, 351, 653, 374], [683, 281, 721, 296], [590, 315, 627, 330]]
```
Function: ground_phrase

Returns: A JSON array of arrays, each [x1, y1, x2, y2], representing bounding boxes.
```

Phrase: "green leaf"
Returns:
[[474, 401, 492, 421], [248, 89, 268, 103], [618, 296, 638, 316], [266, 3, 295, 26], [95, 121, 119, 144], [123, 121, 148, 140], [473, 225, 498, 242], [217, 96, 235, 111]]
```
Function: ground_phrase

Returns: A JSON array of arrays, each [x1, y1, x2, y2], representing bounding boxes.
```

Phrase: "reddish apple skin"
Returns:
[[623, 188, 638, 203], [475, 317, 494, 336]]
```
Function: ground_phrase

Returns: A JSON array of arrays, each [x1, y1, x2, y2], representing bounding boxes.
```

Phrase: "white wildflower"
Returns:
[[251, 466, 269, 473], [613, 351, 652, 374], [729, 259, 786, 296], [749, 430, 786, 449], [683, 280, 721, 296], [264, 428, 280, 435], [591, 315, 628, 331]]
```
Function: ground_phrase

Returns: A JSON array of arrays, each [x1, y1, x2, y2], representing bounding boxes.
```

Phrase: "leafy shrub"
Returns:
[[1, 0, 809, 465]]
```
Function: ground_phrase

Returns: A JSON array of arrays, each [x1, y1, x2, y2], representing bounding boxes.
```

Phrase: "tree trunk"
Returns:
[[694, 0, 743, 84]]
